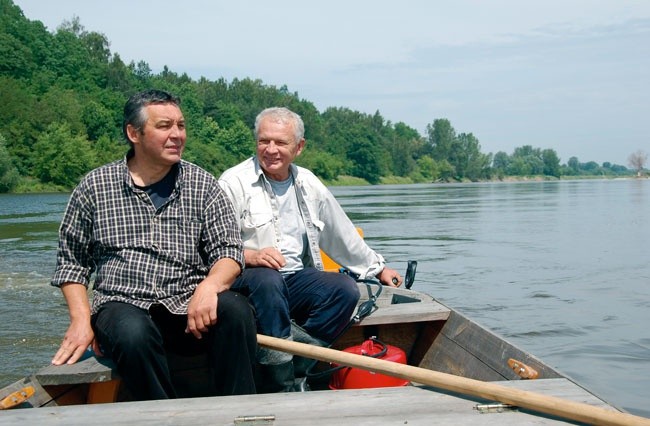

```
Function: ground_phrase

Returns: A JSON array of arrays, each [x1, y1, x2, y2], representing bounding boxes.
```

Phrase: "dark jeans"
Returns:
[[91, 291, 257, 401], [231, 267, 360, 343]]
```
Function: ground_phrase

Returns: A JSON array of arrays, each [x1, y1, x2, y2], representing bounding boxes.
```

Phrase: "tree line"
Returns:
[[0, 0, 638, 193]]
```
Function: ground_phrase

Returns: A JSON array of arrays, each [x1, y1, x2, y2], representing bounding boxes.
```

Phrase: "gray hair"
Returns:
[[254, 107, 304, 143]]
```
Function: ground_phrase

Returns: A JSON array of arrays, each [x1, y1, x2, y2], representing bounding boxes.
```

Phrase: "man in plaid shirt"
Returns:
[[50, 89, 256, 400]]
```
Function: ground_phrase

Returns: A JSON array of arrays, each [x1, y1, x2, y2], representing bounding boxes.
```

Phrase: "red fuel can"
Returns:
[[329, 338, 410, 389]]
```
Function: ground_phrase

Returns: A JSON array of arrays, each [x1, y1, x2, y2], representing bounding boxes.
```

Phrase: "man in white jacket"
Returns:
[[219, 107, 401, 392]]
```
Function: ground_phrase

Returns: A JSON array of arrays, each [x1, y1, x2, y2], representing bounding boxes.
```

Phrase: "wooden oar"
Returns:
[[0, 386, 34, 410], [257, 334, 650, 426]]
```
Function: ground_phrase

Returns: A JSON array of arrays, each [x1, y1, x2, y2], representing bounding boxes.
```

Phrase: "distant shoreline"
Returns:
[[326, 174, 647, 187], [2, 174, 646, 194]]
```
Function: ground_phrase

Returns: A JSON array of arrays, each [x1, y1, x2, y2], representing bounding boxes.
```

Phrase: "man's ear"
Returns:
[[126, 124, 140, 145], [295, 138, 306, 157]]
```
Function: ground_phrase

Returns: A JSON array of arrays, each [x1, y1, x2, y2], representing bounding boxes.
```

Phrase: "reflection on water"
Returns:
[[1, 181, 649, 416]]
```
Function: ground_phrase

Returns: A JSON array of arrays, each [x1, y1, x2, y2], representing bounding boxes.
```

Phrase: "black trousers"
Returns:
[[92, 291, 257, 400]]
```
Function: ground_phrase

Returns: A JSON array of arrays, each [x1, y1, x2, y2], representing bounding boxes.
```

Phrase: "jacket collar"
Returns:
[[252, 156, 300, 185]]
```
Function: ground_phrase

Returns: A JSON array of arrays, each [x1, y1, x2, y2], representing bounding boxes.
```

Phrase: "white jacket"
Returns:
[[218, 157, 385, 278]]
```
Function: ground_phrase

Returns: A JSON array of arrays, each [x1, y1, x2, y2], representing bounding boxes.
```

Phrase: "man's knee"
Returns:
[[338, 275, 361, 307], [217, 291, 256, 326], [93, 302, 159, 353], [236, 269, 289, 311], [245, 269, 285, 293], [235, 270, 291, 338]]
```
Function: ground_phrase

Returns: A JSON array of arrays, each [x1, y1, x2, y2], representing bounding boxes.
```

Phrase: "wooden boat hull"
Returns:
[[0, 284, 622, 424], [0, 381, 620, 426]]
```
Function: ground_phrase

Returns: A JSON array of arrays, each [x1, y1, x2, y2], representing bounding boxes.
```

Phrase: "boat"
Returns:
[[1, 263, 648, 425]]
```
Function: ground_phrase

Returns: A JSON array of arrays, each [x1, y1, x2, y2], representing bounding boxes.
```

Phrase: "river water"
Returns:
[[0, 179, 648, 416]]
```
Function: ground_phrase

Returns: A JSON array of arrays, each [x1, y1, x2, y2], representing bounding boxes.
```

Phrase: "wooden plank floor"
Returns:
[[0, 379, 617, 425]]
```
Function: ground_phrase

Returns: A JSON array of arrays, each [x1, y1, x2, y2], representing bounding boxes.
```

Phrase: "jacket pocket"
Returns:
[[242, 210, 273, 232]]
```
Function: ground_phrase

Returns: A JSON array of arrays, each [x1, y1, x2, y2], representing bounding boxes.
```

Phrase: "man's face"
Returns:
[[256, 117, 304, 181], [128, 103, 186, 167]]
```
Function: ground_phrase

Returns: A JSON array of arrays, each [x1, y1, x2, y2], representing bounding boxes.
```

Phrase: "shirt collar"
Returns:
[[120, 151, 183, 193]]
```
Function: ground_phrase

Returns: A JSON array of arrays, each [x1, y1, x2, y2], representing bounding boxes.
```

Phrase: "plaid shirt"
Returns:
[[52, 157, 244, 315]]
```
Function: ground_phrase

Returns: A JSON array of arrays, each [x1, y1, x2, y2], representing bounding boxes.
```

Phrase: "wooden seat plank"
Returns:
[[35, 356, 119, 386], [355, 301, 450, 326]]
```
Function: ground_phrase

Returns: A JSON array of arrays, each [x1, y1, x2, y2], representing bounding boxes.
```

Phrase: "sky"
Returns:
[[12, 0, 650, 166]]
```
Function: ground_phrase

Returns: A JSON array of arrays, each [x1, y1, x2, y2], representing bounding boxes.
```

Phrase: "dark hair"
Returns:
[[122, 89, 181, 145]]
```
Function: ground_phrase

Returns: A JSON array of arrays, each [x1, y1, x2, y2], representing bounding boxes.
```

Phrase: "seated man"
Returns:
[[50, 89, 257, 400], [219, 107, 402, 392]]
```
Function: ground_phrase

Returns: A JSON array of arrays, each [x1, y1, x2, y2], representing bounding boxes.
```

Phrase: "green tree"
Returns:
[[184, 141, 230, 177], [413, 156, 453, 182], [39, 86, 86, 135], [414, 156, 436, 181], [541, 149, 561, 177], [493, 151, 510, 177], [426, 118, 456, 162], [347, 136, 384, 184], [31, 123, 94, 187], [0, 76, 40, 173], [295, 149, 345, 181], [185, 116, 254, 176], [107, 53, 135, 92], [437, 159, 455, 181], [452, 132, 491, 180], [0, 0, 52, 79], [510, 145, 544, 175], [0, 133, 20, 192], [184, 116, 232, 175], [320, 107, 361, 157], [219, 119, 255, 163], [45, 18, 108, 89], [567, 156, 580, 175], [82, 100, 120, 141], [424, 120, 492, 181], [388, 122, 421, 177], [609, 164, 629, 174], [508, 157, 531, 176], [0, 32, 33, 77], [91, 134, 127, 168]]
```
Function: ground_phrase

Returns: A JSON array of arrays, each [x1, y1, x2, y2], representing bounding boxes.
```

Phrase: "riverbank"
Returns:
[[3, 172, 645, 194], [326, 173, 644, 186]]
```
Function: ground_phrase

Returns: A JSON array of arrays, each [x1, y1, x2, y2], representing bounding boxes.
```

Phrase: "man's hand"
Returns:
[[245, 247, 286, 270], [186, 281, 220, 339], [186, 257, 240, 339], [51, 320, 99, 365], [377, 267, 403, 288], [52, 282, 100, 365]]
